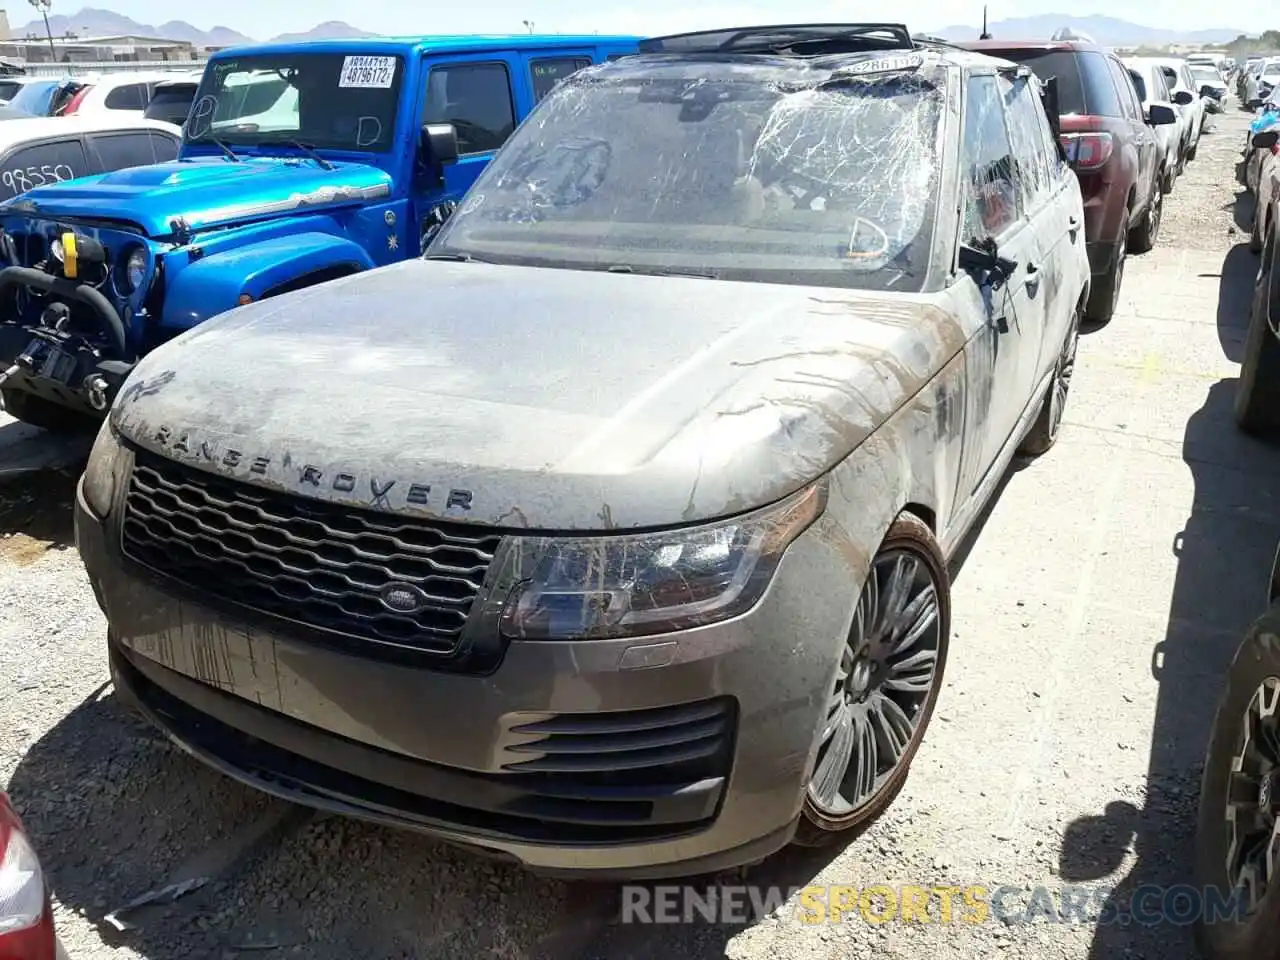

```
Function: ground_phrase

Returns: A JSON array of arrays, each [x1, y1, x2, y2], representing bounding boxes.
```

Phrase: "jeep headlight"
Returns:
[[81, 419, 125, 518], [122, 246, 147, 292], [499, 483, 826, 641]]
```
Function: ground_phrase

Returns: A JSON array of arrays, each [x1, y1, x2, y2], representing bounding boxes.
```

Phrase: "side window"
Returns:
[[1078, 52, 1123, 118], [0, 138, 90, 198], [423, 62, 516, 155], [1149, 68, 1169, 101], [1181, 66, 1196, 93], [1003, 75, 1053, 212], [1127, 68, 1147, 104], [149, 131, 179, 162], [87, 133, 166, 173], [104, 83, 148, 110], [1106, 58, 1140, 120], [963, 74, 1021, 240], [530, 57, 591, 103]]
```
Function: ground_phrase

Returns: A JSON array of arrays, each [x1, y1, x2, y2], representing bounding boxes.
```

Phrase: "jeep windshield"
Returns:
[[430, 58, 943, 291], [185, 51, 404, 153]]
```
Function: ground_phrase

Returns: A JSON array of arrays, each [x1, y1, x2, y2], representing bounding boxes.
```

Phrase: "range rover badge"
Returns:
[[380, 582, 428, 614]]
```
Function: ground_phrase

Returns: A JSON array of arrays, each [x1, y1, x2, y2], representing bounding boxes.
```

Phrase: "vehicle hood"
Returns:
[[111, 261, 966, 531], [1, 157, 392, 237]]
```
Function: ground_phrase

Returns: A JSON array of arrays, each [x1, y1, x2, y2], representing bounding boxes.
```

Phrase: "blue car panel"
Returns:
[[0, 33, 641, 423]]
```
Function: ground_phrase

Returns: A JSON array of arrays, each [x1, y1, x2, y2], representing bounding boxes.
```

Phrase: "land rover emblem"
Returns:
[[380, 582, 428, 614]]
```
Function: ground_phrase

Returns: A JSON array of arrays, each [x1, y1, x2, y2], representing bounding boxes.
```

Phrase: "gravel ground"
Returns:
[[0, 101, 1266, 960]]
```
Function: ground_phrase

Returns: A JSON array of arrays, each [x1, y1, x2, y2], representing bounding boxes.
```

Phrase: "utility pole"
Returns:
[[28, 0, 57, 63]]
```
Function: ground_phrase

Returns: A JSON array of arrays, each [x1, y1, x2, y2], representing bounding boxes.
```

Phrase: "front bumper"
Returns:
[[75, 471, 855, 878]]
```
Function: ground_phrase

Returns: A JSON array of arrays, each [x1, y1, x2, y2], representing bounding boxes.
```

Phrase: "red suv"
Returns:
[[961, 40, 1177, 322]]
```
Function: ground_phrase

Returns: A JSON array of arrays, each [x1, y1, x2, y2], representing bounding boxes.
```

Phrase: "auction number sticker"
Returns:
[[339, 55, 397, 88]]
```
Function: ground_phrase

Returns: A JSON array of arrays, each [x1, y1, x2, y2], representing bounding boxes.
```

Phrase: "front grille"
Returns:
[[121, 451, 503, 657]]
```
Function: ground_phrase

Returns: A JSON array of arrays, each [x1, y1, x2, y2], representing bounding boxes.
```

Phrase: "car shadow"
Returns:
[[1058, 376, 1280, 957], [1216, 242, 1256, 362], [8, 684, 852, 959], [0, 466, 79, 561], [1230, 186, 1255, 234]]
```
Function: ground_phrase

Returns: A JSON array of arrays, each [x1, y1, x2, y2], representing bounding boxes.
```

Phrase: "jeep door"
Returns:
[[958, 72, 1041, 494]]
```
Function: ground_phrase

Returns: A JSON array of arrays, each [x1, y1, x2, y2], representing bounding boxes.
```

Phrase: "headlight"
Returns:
[[123, 246, 147, 291], [49, 237, 63, 263], [82, 419, 125, 518], [499, 483, 826, 641]]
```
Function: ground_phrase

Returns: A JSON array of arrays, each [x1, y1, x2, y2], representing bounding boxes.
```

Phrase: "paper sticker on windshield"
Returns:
[[339, 56, 397, 89], [845, 54, 924, 76]]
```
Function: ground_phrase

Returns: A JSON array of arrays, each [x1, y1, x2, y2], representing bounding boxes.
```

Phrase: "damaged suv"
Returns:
[[76, 24, 1090, 877]]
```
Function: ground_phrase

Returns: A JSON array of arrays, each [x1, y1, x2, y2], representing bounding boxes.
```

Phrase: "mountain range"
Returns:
[[7, 7, 374, 46], [929, 14, 1246, 46], [2, 8, 1256, 50]]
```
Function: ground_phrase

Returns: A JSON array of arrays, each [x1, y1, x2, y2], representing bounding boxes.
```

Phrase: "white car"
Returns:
[[0, 114, 181, 201], [1151, 57, 1206, 163], [60, 72, 186, 118], [1248, 57, 1280, 108], [1123, 57, 1183, 192]]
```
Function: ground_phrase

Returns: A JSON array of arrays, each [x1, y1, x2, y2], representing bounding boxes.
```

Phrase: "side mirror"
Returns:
[[1172, 90, 1195, 106], [1147, 104, 1178, 126], [422, 122, 458, 165], [1253, 129, 1280, 150]]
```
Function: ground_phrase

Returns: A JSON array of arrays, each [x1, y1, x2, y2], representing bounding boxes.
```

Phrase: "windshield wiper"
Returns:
[[606, 264, 717, 279], [186, 135, 240, 162], [425, 253, 486, 263], [264, 139, 334, 170]]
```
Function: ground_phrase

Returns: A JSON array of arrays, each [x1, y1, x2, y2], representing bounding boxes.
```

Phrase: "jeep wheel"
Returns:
[[1129, 187, 1163, 254], [1, 389, 95, 434], [1019, 298, 1081, 457], [1194, 605, 1280, 960], [1237, 233, 1280, 436], [795, 512, 949, 847], [1085, 230, 1127, 324]]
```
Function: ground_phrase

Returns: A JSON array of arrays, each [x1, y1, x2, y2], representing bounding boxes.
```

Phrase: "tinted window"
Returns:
[[0, 80, 22, 101], [1149, 67, 1170, 101], [1003, 75, 1053, 211], [1107, 58, 1141, 120], [149, 131, 179, 162], [424, 62, 515, 154], [1127, 68, 1147, 103], [144, 85, 197, 126], [964, 74, 1020, 239], [87, 133, 172, 172], [104, 83, 149, 110], [530, 57, 590, 102], [0, 138, 89, 198], [994, 49, 1122, 117]]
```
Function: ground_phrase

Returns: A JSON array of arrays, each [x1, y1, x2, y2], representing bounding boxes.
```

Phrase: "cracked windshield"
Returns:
[[0, 6, 1274, 960], [433, 59, 941, 289]]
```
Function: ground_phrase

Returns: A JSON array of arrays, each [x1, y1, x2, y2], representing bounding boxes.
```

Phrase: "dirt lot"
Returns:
[[0, 103, 1271, 960]]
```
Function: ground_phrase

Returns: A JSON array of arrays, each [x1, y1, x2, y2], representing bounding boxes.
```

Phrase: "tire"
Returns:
[[1163, 165, 1176, 194], [1189, 142, 1199, 162], [794, 512, 950, 847], [0, 388, 95, 433], [1129, 186, 1163, 254], [1237, 234, 1280, 436], [1019, 297, 1081, 457], [1194, 605, 1280, 960], [1085, 228, 1127, 324], [1253, 205, 1265, 254]]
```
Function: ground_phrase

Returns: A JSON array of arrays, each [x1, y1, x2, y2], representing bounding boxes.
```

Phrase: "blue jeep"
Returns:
[[0, 33, 639, 429]]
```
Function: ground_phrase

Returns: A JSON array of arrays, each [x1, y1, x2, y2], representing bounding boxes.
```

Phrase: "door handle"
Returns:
[[1025, 261, 1041, 295], [1068, 214, 1081, 240]]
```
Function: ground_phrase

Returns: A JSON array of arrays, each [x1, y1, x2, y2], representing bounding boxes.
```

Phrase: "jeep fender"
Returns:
[[163, 232, 377, 328]]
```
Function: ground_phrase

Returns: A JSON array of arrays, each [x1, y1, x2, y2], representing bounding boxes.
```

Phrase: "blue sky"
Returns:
[[22, 1, 1256, 41]]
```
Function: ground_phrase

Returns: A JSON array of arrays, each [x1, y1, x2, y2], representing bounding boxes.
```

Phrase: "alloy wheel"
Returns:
[[807, 549, 942, 817], [1225, 676, 1280, 914], [1149, 188, 1164, 243]]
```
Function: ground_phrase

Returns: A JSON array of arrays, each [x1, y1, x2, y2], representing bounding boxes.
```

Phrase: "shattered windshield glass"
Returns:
[[430, 57, 943, 291]]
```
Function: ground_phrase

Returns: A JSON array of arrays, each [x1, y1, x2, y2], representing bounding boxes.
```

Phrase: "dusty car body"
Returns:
[[75, 25, 1091, 877], [1123, 57, 1183, 192]]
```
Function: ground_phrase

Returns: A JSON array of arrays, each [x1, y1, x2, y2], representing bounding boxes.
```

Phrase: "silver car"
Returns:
[[75, 25, 1091, 877]]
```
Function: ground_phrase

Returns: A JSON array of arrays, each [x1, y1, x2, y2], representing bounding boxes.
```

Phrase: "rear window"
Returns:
[[987, 49, 1122, 118]]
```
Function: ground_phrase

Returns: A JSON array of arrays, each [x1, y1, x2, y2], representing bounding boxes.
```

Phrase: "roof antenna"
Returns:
[[979, 5, 992, 39]]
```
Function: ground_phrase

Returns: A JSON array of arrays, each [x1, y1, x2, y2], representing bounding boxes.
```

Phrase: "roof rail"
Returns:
[[638, 23, 915, 56]]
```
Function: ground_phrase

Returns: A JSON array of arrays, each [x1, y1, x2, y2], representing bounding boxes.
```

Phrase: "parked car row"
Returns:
[[960, 39, 1203, 323]]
